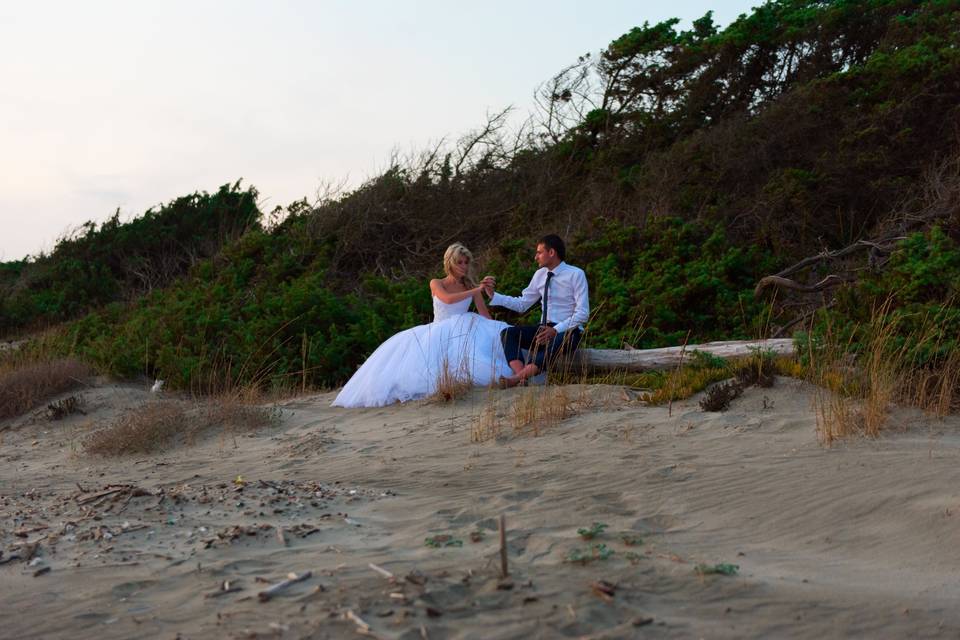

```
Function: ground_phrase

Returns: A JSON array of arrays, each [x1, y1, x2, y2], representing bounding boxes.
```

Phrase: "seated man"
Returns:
[[486, 234, 589, 387]]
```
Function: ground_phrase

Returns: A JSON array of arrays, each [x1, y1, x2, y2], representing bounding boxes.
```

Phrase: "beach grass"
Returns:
[[0, 355, 93, 421]]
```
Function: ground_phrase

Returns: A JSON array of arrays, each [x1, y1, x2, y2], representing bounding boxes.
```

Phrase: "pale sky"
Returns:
[[0, 1, 756, 261]]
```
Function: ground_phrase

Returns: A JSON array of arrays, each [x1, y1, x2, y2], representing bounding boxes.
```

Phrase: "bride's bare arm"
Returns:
[[430, 279, 480, 304], [473, 290, 492, 319]]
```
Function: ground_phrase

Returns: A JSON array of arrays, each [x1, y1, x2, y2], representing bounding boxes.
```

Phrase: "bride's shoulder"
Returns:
[[429, 278, 445, 292]]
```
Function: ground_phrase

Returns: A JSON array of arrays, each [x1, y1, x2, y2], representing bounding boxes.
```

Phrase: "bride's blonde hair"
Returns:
[[443, 243, 477, 288]]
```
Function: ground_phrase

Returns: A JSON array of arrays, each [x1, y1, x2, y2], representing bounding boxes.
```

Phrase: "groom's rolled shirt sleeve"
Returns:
[[489, 276, 542, 313], [553, 268, 589, 334]]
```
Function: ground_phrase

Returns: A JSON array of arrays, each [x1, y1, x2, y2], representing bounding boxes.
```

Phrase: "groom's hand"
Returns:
[[534, 325, 557, 345], [481, 275, 496, 298]]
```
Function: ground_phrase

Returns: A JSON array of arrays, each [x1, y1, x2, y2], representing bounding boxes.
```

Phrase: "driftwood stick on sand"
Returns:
[[257, 571, 312, 602], [571, 339, 794, 373], [499, 515, 509, 578], [204, 580, 243, 598], [76, 487, 126, 505], [368, 563, 394, 580], [346, 609, 371, 632]]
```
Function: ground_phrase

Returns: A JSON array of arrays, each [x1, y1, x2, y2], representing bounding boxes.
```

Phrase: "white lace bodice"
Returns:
[[432, 295, 472, 322]]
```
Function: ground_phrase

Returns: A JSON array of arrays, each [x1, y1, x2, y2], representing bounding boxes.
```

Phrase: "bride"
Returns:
[[332, 243, 512, 407]]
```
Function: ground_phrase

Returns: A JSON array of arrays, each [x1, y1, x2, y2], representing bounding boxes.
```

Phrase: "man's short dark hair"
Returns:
[[538, 234, 566, 261]]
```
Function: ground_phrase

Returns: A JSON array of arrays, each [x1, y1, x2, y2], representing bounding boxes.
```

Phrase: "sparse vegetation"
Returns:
[[699, 380, 743, 412], [695, 563, 740, 577], [429, 358, 474, 404], [83, 396, 279, 456], [424, 535, 463, 548], [577, 522, 608, 540], [511, 386, 576, 435], [0, 357, 92, 421], [566, 543, 615, 564]]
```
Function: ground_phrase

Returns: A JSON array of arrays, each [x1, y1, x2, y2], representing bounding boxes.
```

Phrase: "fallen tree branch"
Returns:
[[570, 339, 794, 373], [754, 274, 846, 297]]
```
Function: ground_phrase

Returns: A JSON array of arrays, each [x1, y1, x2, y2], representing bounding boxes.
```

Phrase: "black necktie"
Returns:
[[542, 271, 555, 325]]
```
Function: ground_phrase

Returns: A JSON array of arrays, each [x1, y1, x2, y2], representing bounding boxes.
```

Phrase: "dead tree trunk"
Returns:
[[570, 339, 794, 373]]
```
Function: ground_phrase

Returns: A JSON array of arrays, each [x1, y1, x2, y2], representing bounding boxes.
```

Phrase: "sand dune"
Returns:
[[2, 378, 959, 638]]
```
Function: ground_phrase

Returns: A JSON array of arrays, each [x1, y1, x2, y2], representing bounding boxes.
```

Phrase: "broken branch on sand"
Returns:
[[204, 580, 244, 599], [499, 514, 509, 578], [345, 609, 371, 632], [257, 571, 312, 602], [76, 487, 126, 505], [368, 562, 395, 580]]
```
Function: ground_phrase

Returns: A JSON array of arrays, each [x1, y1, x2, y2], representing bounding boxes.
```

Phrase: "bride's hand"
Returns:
[[481, 275, 496, 297]]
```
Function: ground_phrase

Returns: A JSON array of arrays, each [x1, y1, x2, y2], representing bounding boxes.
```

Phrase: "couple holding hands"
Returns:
[[333, 235, 590, 408]]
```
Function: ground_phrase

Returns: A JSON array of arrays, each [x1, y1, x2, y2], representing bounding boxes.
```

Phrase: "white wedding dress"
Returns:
[[331, 296, 512, 407]]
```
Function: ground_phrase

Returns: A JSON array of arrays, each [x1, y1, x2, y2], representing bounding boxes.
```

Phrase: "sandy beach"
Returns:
[[2, 378, 959, 639]]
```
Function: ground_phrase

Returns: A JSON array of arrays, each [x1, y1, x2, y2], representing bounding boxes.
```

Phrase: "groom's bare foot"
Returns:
[[498, 375, 527, 389]]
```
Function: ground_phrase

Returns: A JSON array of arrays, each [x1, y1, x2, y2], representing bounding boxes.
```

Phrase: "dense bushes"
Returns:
[[48, 217, 777, 390], [4, 1, 960, 393], [805, 227, 960, 365], [0, 181, 260, 334]]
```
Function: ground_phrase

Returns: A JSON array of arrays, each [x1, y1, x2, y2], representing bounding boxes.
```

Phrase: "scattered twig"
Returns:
[[499, 514, 509, 578], [590, 580, 617, 603], [257, 571, 312, 602], [204, 580, 243, 599], [76, 487, 125, 505], [345, 609, 371, 632], [368, 563, 394, 580]]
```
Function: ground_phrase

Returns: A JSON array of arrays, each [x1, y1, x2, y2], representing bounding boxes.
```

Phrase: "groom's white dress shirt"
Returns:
[[489, 261, 589, 334]]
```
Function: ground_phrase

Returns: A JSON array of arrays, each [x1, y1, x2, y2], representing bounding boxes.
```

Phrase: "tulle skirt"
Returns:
[[331, 313, 512, 408]]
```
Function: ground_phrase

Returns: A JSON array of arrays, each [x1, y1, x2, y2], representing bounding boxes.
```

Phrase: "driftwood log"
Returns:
[[569, 339, 794, 373]]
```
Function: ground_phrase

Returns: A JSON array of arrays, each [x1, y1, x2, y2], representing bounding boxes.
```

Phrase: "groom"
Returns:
[[484, 234, 589, 387]]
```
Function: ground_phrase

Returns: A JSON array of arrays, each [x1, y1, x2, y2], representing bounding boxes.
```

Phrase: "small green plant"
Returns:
[[699, 379, 743, 412], [424, 535, 463, 548], [624, 551, 644, 565], [695, 562, 739, 576], [577, 522, 608, 540], [689, 349, 729, 370], [566, 543, 615, 564], [620, 534, 643, 546]]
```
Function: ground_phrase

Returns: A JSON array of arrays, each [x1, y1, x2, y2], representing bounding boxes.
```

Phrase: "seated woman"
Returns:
[[332, 243, 512, 407]]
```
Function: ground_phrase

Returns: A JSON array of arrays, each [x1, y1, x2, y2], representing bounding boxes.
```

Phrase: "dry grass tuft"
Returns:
[[84, 394, 280, 456], [470, 403, 502, 443], [912, 347, 960, 417], [469, 383, 580, 441], [809, 299, 960, 444], [0, 357, 93, 421], [84, 401, 187, 455], [511, 386, 575, 436], [429, 357, 474, 403]]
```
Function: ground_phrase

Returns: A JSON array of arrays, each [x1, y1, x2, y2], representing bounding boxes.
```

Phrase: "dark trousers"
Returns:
[[500, 325, 582, 373]]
